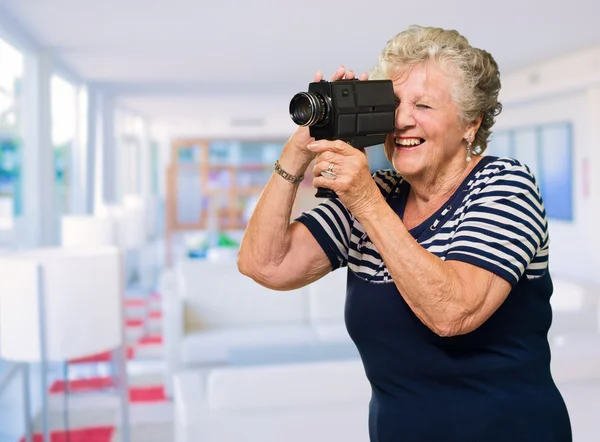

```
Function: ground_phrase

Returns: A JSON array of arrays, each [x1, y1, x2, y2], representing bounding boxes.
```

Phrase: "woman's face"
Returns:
[[384, 61, 470, 182]]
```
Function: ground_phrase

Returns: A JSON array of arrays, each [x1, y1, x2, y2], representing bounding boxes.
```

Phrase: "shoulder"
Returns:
[[372, 169, 403, 197], [467, 156, 541, 198], [474, 156, 537, 183]]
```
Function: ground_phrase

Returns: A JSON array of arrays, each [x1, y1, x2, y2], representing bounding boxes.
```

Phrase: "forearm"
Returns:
[[356, 200, 474, 336], [238, 146, 312, 276]]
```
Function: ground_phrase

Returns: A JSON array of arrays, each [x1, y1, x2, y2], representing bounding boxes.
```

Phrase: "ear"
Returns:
[[464, 115, 483, 140]]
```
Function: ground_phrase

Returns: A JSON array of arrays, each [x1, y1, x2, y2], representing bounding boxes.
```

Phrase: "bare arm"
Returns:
[[238, 67, 368, 290], [307, 140, 523, 337], [357, 199, 512, 337], [237, 144, 332, 290]]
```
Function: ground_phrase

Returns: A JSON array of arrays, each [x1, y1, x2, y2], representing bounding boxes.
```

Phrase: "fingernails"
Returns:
[[307, 142, 319, 150]]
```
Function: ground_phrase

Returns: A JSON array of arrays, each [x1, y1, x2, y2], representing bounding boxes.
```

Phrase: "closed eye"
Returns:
[[416, 104, 431, 109]]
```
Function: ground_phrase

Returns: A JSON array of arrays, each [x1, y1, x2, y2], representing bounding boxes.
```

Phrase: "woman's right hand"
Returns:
[[286, 66, 369, 159]]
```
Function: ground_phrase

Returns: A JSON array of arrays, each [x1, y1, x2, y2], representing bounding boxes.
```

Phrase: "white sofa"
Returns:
[[172, 275, 600, 442], [174, 359, 371, 442], [173, 335, 600, 442], [162, 259, 352, 395]]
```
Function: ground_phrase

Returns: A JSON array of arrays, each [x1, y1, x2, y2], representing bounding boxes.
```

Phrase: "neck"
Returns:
[[406, 155, 481, 205]]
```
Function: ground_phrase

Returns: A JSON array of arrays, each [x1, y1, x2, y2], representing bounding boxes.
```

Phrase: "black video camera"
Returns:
[[289, 79, 396, 198]]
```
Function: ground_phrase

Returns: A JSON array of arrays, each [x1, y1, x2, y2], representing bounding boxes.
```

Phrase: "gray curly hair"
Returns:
[[369, 25, 502, 154]]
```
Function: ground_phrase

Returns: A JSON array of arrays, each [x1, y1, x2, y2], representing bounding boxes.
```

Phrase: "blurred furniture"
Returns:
[[162, 259, 352, 395], [65, 196, 157, 290], [173, 359, 371, 442], [0, 246, 130, 442], [61, 214, 119, 247], [174, 331, 600, 442], [168, 265, 600, 442], [61, 213, 145, 343]]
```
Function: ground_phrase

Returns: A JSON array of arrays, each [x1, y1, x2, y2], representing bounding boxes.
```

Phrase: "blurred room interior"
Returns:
[[0, 1, 599, 441]]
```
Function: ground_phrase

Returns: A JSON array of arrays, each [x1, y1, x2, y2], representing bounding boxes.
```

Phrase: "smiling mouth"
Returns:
[[394, 137, 426, 148]]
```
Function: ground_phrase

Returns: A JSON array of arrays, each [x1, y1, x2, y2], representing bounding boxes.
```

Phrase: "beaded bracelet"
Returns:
[[274, 160, 304, 185]]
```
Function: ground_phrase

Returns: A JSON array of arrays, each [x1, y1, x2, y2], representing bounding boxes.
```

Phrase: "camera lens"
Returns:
[[289, 92, 329, 127]]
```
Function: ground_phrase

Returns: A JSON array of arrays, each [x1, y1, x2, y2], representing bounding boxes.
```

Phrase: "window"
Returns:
[[51, 75, 77, 218], [0, 38, 24, 234], [487, 122, 574, 221], [117, 111, 145, 199]]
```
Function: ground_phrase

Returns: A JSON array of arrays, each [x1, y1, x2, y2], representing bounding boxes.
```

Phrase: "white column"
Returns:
[[100, 93, 118, 205], [140, 119, 151, 199], [69, 85, 85, 215], [22, 50, 55, 246], [84, 86, 99, 214]]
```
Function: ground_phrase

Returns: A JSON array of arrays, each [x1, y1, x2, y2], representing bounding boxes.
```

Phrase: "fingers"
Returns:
[[313, 158, 334, 177], [329, 65, 346, 81], [317, 66, 368, 83], [307, 139, 350, 155]]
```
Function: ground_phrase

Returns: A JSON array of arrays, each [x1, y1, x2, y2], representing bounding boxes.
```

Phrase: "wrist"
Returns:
[[278, 145, 313, 177], [274, 160, 304, 185], [352, 192, 386, 221]]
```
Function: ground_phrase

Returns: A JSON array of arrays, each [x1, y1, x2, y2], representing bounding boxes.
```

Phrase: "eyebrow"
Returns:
[[394, 93, 439, 104], [415, 95, 438, 104]]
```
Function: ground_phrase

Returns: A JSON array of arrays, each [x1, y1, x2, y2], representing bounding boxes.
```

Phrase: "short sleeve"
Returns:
[[295, 197, 353, 270], [446, 161, 548, 286]]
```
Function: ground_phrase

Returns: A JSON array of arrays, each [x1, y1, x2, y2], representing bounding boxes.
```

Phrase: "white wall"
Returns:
[[496, 91, 595, 282], [498, 48, 600, 284]]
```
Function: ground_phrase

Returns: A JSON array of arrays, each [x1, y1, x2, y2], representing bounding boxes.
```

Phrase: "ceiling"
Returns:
[[1, 0, 600, 129]]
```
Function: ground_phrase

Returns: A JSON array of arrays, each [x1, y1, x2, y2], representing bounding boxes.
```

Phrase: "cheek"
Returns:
[[384, 135, 395, 156]]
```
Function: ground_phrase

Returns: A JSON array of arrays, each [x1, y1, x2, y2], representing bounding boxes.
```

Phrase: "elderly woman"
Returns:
[[238, 26, 571, 441]]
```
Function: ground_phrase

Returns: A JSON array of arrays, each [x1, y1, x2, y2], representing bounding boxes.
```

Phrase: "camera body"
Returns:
[[289, 79, 396, 148]]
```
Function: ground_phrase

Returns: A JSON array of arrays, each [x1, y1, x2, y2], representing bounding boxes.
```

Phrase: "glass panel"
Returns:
[[51, 75, 77, 218], [176, 165, 203, 224], [539, 123, 573, 221], [0, 136, 22, 223], [0, 38, 24, 237], [238, 142, 263, 165], [121, 138, 141, 195], [513, 128, 540, 179], [0, 39, 23, 96], [151, 140, 159, 196], [208, 141, 237, 166], [178, 145, 201, 164], [176, 144, 203, 224], [0, 363, 27, 442]]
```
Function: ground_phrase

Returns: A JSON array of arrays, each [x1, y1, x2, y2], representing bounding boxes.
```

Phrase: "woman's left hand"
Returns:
[[307, 140, 384, 217]]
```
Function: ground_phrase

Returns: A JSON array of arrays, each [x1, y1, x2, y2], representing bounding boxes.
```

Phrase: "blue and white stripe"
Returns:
[[296, 157, 549, 286]]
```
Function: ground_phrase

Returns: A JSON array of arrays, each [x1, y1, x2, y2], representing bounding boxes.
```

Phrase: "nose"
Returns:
[[395, 103, 416, 130]]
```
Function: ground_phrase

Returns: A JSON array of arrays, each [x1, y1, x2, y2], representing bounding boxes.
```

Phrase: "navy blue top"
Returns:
[[296, 156, 571, 441]]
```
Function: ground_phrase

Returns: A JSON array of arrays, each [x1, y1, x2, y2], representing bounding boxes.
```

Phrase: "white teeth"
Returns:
[[395, 138, 423, 146]]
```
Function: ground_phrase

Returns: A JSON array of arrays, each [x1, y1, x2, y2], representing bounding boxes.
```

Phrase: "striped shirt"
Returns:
[[296, 156, 549, 287]]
